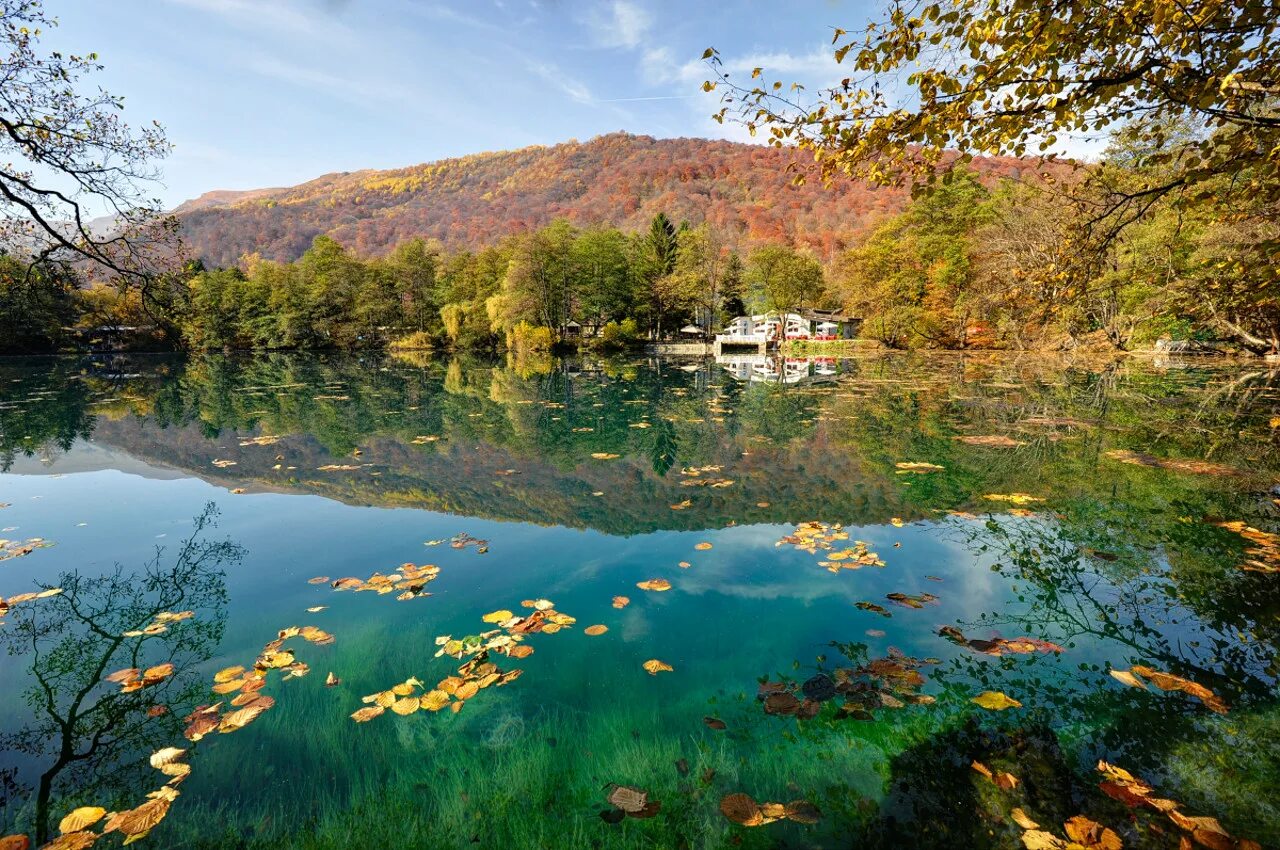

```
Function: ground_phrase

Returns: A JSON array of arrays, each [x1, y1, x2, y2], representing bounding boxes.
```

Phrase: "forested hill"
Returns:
[[174, 132, 1033, 266]]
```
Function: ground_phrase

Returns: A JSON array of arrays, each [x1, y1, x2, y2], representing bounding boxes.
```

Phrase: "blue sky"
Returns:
[[48, 0, 877, 209]]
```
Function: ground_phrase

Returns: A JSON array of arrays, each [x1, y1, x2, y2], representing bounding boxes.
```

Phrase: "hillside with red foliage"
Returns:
[[175, 132, 1036, 266]]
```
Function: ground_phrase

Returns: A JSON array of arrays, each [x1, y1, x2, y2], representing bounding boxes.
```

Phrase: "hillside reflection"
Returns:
[[2, 352, 1276, 536]]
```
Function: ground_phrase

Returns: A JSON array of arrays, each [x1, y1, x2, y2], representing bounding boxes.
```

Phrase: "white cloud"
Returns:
[[672, 46, 839, 85], [242, 54, 410, 107], [528, 60, 594, 105], [586, 0, 653, 50], [162, 0, 347, 40]]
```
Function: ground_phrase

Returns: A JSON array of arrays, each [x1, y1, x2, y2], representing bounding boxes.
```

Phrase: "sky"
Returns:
[[47, 0, 887, 209]]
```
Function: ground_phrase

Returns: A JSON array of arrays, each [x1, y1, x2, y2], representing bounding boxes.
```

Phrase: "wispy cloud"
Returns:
[[585, 0, 652, 50], [672, 46, 840, 85], [242, 54, 409, 107], [528, 60, 594, 105], [162, 0, 348, 40]]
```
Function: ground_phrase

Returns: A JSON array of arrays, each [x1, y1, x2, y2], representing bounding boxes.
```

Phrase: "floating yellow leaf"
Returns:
[[694, 542, 713, 550], [636, 579, 671, 592], [643, 659, 673, 675], [584, 624, 608, 636], [213, 666, 245, 684], [1109, 669, 1148, 690], [972, 691, 1022, 710], [982, 493, 1045, 505], [482, 609, 513, 623], [611, 595, 630, 609], [58, 807, 106, 834], [351, 706, 384, 722]]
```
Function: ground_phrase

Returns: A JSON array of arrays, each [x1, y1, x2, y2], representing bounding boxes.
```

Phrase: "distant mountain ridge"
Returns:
[[174, 132, 1033, 267]]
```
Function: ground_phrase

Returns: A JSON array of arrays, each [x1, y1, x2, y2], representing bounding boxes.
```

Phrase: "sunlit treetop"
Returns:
[[704, 0, 1279, 211]]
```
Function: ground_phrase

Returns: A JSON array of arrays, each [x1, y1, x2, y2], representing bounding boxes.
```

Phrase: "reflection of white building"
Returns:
[[715, 354, 844, 385]]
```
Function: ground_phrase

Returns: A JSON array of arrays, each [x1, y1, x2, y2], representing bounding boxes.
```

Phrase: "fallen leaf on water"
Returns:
[[703, 716, 727, 730], [0, 836, 28, 850], [584, 625, 608, 636], [219, 695, 274, 732], [482, 609, 513, 623], [719, 792, 820, 827], [1011, 808, 1040, 830], [643, 659, 673, 675], [1105, 449, 1239, 477], [636, 579, 671, 592], [896, 462, 945, 474], [720, 793, 765, 827], [1213, 520, 1280, 574], [611, 596, 630, 608], [306, 606, 327, 613], [602, 785, 661, 820], [591, 452, 620, 460], [1064, 815, 1123, 850], [855, 601, 892, 617], [351, 706, 384, 722], [102, 788, 177, 843], [307, 576, 330, 584], [1108, 669, 1148, 690], [956, 435, 1026, 448], [890, 517, 905, 527], [939, 626, 1062, 656], [606, 785, 649, 814], [694, 542, 713, 550], [325, 672, 340, 687], [972, 691, 1022, 710], [58, 807, 106, 834], [1127, 665, 1228, 713], [983, 493, 1045, 505]]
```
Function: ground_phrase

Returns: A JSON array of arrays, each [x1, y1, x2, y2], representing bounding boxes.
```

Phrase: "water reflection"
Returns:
[[1, 352, 1278, 848], [0, 506, 234, 844]]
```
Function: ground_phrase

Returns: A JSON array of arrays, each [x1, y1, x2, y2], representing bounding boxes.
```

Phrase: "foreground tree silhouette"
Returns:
[[0, 505, 234, 844], [0, 0, 174, 288]]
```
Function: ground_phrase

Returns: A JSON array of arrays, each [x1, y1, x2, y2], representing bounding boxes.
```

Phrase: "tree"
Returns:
[[647, 212, 678, 277], [704, 0, 1280, 351], [672, 223, 731, 333], [0, 252, 77, 353], [706, 1, 1279, 215], [496, 220, 577, 336], [836, 169, 994, 347], [0, 1, 175, 291], [745, 244, 825, 318], [573, 227, 633, 328]]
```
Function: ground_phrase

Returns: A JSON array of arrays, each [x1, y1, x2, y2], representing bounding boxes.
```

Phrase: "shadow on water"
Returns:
[[0, 505, 234, 844]]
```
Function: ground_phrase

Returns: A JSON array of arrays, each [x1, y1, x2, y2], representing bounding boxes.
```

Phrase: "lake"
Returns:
[[1, 351, 1277, 850]]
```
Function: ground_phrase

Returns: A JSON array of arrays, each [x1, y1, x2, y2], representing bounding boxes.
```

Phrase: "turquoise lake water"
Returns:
[[0, 351, 1277, 849]]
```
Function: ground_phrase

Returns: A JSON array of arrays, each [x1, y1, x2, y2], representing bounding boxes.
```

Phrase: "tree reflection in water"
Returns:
[[0, 504, 235, 844]]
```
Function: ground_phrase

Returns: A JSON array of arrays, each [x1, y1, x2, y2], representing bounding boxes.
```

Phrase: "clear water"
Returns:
[[1, 351, 1277, 849]]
